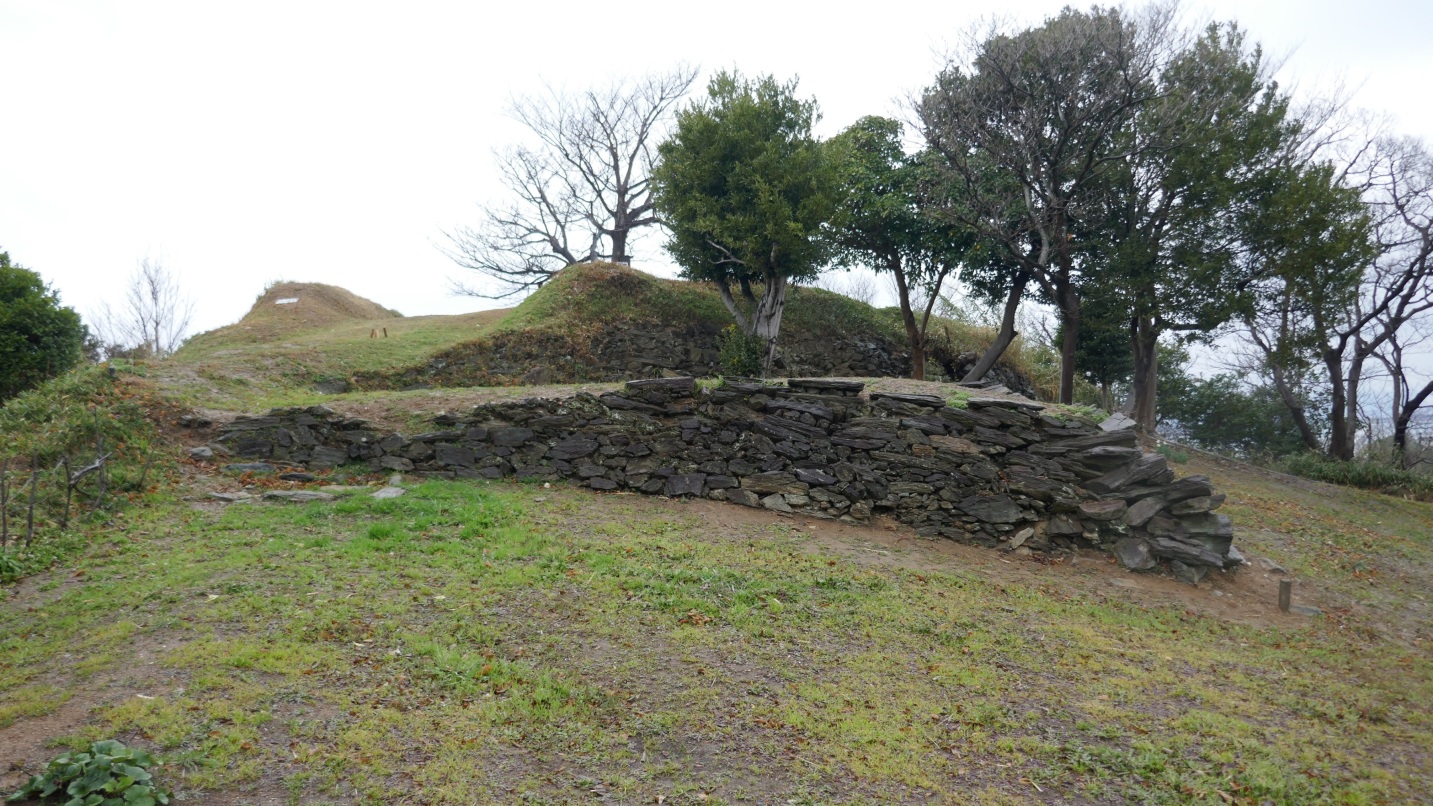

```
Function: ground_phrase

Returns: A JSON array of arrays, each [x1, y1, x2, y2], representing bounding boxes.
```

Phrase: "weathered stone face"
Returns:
[[213, 379, 1240, 575]]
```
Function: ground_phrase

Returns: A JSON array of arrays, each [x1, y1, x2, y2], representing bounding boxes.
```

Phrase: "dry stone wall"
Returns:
[[214, 378, 1240, 580]]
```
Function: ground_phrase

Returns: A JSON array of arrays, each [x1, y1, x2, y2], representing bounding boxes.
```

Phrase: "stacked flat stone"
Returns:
[[212, 379, 1240, 579]]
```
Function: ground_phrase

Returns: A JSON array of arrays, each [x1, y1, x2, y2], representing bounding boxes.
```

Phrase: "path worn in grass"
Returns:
[[3, 454, 1430, 804]]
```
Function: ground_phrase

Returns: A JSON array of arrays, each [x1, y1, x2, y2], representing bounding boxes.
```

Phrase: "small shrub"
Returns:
[[717, 325, 764, 377], [1157, 445, 1189, 464], [7, 739, 171, 805], [1280, 452, 1433, 499]]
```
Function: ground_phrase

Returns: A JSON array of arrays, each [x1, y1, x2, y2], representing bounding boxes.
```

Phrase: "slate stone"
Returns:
[[588, 478, 619, 490], [412, 430, 465, 442], [972, 426, 1025, 448], [208, 492, 252, 503], [1125, 497, 1165, 527], [1085, 454, 1169, 494], [1224, 544, 1246, 568], [1100, 412, 1136, 432], [490, 427, 537, 447], [761, 493, 793, 513], [371, 486, 406, 499], [1170, 494, 1226, 515], [869, 392, 947, 409], [1149, 537, 1225, 568], [309, 446, 348, 469], [889, 482, 935, 496], [279, 471, 317, 482], [663, 473, 707, 497], [187, 446, 214, 460], [435, 445, 476, 467], [1047, 512, 1084, 536], [1080, 499, 1127, 521], [793, 467, 837, 486], [955, 494, 1025, 523], [1170, 560, 1208, 585], [1072, 446, 1144, 467], [728, 489, 762, 508], [767, 399, 835, 421], [939, 407, 1003, 430], [1114, 537, 1158, 570], [741, 472, 809, 495], [223, 463, 275, 474], [626, 377, 696, 396], [379, 456, 415, 472], [786, 378, 865, 395], [548, 436, 599, 460], [262, 490, 336, 503], [706, 475, 738, 489], [1181, 513, 1233, 537]]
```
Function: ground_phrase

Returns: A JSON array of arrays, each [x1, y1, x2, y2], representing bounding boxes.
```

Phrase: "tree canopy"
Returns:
[[828, 116, 974, 379], [0, 251, 86, 401], [652, 70, 837, 372]]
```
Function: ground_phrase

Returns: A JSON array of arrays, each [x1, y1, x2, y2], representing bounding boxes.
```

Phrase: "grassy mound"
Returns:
[[193, 282, 401, 347], [356, 262, 924, 390], [492, 261, 907, 341]]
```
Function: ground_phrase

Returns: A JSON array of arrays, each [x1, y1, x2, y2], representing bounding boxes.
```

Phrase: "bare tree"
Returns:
[[91, 257, 195, 359], [442, 65, 699, 299], [1372, 313, 1433, 466], [1244, 135, 1433, 460]]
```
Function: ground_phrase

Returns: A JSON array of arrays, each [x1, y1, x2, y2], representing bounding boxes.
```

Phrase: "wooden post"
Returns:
[[1278, 579, 1293, 612], [382, 327, 388, 338]]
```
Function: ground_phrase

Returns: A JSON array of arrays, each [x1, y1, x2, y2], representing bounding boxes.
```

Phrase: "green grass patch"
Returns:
[[2, 472, 1429, 803]]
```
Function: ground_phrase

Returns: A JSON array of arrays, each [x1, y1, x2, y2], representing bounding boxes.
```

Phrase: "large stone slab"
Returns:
[[262, 490, 336, 503], [1085, 454, 1169, 494], [956, 494, 1027, 524], [663, 473, 707, 497], [626, 377, 696, 396], [741, 472, 810, 496], [1114, 537, 1158, 570]]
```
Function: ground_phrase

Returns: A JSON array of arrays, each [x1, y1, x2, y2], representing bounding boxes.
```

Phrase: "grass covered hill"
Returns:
[[358, 262, 927, 391], [0, 304, 1429, 802], [163, 263, 1040, 413]]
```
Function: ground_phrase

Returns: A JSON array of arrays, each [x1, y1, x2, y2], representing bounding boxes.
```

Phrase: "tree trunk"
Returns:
[[752, 272, 788, 376], [1267, 361, 1323, 453], [1323, 349, 1353, 460], [1129, 316, 1160, 433], [889, 257, 926, 380], [1394, 380, 1433, 467], [1058, 285, 1080, 405], [963, 272, 1029, 383], [610, 229, 630, 265]]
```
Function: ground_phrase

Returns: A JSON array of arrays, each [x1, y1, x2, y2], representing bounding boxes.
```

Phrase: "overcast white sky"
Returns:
[[2, 0, 1430, 338]]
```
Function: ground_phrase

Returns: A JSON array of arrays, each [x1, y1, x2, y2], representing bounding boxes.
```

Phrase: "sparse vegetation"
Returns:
[[1280, 451, 1433, 499], [0, 365, 164, 581], [1, 466, 1429, 803], [716, 324, 763, 377]]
